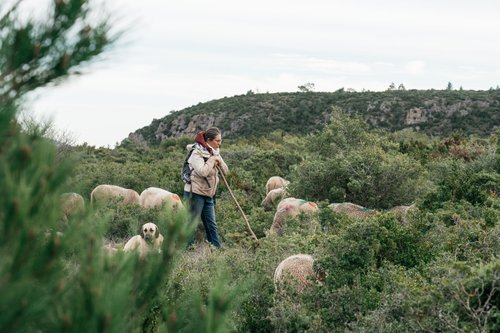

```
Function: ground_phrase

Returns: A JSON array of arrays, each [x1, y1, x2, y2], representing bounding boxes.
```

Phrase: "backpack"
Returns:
[[181, 147, 209, 184], [181, 148, 195, 184]]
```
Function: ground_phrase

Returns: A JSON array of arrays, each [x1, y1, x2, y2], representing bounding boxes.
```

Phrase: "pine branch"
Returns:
[[0, 0, 120, 102]]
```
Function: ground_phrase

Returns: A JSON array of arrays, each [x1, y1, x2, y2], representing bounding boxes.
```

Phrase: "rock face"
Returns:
[[157, 114, 218, 140], [406, 107, 427, 125]]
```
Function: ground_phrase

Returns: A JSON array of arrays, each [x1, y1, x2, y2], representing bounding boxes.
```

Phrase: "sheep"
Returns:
[[265, 176, 290, 195], [388, 204, 416, 224], [90, 184, 140, 206], [328, 202, 376, 219], [102, 240, 119, 256], [60, 192, 84, 222], [139, 187, 184, 210], [273, 254, 316, 294], [261, 187, 288, 211], [269, 197, 319, 236]]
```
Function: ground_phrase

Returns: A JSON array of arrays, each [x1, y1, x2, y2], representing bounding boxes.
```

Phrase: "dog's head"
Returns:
[[140, 222, 160, 242]]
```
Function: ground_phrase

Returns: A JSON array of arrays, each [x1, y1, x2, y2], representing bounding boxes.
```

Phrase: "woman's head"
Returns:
[[205, 127, 222, 149]]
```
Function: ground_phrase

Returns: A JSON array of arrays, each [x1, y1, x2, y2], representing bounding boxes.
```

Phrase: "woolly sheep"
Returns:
[[273, 254, 315, 294], [265, 176, 290, 195], [139, 187, 184, 210], [269, 197, 319, 236], [90, 184, 140, 206], [103, 240, 119, 256], [388, 204, 416, 224], [60, 192, 84, 222], [261, 187, 288, 211], [328, 202, 376, 219]]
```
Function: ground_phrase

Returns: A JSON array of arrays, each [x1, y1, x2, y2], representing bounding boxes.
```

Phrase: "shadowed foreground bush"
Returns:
[[0, 104, 240, 333]]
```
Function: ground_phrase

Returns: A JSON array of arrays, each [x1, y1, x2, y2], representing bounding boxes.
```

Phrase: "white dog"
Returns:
[[123, 222, 164, 257]]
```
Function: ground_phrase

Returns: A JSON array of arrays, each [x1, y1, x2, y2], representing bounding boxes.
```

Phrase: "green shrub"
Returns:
[[421, 148, 499, 209], [406, 257, 500, 333], [290, 111, 430, 209], [0, 113, 209, 331]]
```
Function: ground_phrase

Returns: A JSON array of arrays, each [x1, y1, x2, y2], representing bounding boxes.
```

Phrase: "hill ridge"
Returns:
[[126, 89, 500, 145]]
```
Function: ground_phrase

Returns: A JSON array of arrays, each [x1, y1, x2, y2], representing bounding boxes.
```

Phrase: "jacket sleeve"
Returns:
[[189, 151, 218, 177], [218, 156, 229, 175]]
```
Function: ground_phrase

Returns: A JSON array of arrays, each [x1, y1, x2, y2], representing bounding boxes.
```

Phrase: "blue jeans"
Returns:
[[183, 191, 221, 248]]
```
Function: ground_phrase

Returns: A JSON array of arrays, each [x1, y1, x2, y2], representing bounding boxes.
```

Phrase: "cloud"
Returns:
[[269, 54, 371, 75], [403, 61, 426, 75], [24, 0, 500, 147]]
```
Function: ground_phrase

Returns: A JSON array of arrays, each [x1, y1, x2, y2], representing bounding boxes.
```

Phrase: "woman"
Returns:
[[183, 127, 228, 248]]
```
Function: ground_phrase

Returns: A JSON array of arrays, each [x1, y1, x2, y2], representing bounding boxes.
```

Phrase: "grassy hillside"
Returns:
[[129, 89, 500, 146], [59, 110, 499, 332], [3, 103, 499, 331]]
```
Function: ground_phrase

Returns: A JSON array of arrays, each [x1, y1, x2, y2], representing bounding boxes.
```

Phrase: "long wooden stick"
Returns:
[[217, 166, 258, 241]]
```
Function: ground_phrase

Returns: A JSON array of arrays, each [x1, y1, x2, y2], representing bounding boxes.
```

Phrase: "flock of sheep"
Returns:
[[261, 176, 415, 293], [60, 176, 415, 294], [60, 185, 183, 257], [61, 185, 183, 220]]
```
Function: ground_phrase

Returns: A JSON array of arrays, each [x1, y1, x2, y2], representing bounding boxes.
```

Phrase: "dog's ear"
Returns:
[[155, 225, 160, 238]]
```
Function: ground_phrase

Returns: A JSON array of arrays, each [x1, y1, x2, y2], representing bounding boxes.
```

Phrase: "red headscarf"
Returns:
[[194, 130, 213, 154]]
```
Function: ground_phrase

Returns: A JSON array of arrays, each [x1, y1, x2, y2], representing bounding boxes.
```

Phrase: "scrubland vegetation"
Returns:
[[1, 1, 499, 331], [2, 103, 498, 332]]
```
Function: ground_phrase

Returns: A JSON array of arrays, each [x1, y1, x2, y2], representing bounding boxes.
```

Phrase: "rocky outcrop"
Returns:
[[406, 107, 427, 125]]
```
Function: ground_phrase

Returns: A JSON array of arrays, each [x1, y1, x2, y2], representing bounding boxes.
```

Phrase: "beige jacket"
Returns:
[[183, 143, 229, 197]]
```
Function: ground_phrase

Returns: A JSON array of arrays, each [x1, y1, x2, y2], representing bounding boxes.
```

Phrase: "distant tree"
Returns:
[[388, 82, 396, 91], [446, 82, 453, 90], [398, 83, 406, 91], [298, 82, 315, 92]]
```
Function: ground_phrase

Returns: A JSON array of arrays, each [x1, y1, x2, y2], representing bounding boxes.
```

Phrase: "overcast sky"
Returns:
[[24, 0, 500, 147]]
